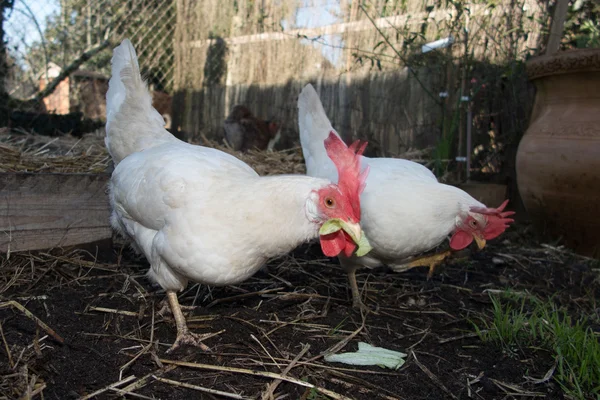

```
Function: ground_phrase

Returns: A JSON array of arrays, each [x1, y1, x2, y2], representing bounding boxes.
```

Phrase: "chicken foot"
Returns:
[[401, 250, 453, 279], [164, 291, 212, 353], [157, 298, 197, 317]]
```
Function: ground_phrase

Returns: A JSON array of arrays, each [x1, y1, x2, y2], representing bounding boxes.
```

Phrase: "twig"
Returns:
[[78, 375, 136, 400], [119, 363, 179, 394], [358, 4, 440, 105], [120, 343, 152, 380], [438, 331, 484, 344], [159, 358, 353, 400], [19, 380, 46, 400], [482, 289, 530, 297], [0, 322, 13, 368], [407, 329, 429, 350], [319, 316, 366, 360], [525, 358, 557, 384], [411, 351, 458, 400], [0, 301, 64, 344], [251, 334, 281, 369], [89, 306, 140, 317], [261, 343, 311, 400], [440, 284, 473, 293], [162, 329, 225, 350], [466, 372, 483, 398], [153, 376, 250, 399], [107, 388, 155, 399], [490, 378, 545, 397], [206, 287, 284, 308]]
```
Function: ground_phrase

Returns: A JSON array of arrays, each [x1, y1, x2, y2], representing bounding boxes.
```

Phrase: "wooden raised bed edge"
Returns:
[[0, 172, 112, 253]]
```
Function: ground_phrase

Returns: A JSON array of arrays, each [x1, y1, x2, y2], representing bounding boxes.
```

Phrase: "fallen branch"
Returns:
[[0, 322, 13, 368], [30, 40, 110, 101], [153, 376, 250, 399], [89, 306, 140, 317], [159, 358, 352, 400], [78, 375, 136, 400], [118, 363, 180, 394], [0, 301, 64, 344], [261, 343, 311, 400]]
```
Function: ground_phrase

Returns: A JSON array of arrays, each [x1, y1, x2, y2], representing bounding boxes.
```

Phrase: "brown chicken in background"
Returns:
[[150, 88, 172, 130], [223, 105, 280, 152]]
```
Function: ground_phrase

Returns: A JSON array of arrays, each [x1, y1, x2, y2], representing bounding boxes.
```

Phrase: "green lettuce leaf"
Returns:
[[319, 219, 373, 256], [325, 342, 407, 370]]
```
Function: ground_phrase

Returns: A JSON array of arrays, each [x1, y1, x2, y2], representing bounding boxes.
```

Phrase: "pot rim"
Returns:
[[526, 48, 600, 80]]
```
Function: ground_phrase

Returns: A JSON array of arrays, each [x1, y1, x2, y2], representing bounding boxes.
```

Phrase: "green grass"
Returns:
[[472, 291, 600, 399], [327, 316, 348, 336]]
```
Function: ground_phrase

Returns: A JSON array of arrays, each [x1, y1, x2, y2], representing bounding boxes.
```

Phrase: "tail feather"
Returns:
[[298, 84, 340, 180], [105, 39, 172, 165]]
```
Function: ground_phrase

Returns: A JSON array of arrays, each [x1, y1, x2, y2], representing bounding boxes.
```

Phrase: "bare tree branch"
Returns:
[[29, 40, 110, 101], [546, 0, 569, 55], [14, 2, 50, 82]]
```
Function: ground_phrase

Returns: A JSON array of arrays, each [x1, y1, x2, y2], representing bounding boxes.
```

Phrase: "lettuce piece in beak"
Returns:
[[320, 219, 373, 257]]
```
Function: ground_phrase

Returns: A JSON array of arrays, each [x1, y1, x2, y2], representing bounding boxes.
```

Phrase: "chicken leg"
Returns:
[[347, 268, 372, 312], [348, 268, 362, 309], [164, 291, 211, 353], [401, 250, 452, 279]]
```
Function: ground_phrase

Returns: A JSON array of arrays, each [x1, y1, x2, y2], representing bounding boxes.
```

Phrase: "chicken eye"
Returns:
[[325, 197, 335, 208], [470, 220, 478, 228]]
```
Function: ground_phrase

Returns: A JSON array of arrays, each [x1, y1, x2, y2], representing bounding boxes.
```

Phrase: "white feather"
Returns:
[[105, 39, 173, 165]]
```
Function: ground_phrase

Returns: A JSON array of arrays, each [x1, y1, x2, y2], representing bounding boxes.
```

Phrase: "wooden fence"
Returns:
[[172, 0, 547, 157]]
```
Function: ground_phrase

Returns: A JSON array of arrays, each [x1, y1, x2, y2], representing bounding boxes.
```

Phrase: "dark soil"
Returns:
[[1, 226, 598, 400]]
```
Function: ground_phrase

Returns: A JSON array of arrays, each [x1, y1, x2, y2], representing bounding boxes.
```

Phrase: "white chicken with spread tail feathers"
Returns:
[[106, 40, 370, 352], [298, 84, 515, 310]]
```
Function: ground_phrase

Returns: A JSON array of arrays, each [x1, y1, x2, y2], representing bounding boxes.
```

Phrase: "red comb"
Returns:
[[470, 199, 513, 217], [324, 132, 369, 218], [470, 199, 515, 240]]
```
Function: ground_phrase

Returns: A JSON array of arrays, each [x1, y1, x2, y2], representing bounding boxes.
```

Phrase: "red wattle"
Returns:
[[449, 230, 473, 250], [343, 234, 357, 257], [320, 230, 346, 257], [320, 230, 358, 257]]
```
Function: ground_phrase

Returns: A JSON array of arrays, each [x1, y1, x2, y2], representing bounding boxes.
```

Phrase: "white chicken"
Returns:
[[298, 84, 514, 310], [105, 40, 370, 352]]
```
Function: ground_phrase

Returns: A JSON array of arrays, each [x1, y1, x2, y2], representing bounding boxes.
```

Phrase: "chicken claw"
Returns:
[[168, 330, 212, 354], [164, 291, 211, 353], [404, 250, 453, 279]]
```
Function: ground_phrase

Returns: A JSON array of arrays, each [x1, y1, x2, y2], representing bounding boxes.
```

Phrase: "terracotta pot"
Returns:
[[516, 48, 600, 258]]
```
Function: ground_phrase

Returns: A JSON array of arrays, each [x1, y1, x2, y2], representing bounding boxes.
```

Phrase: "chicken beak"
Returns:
[[338, 220, 372, 257], [339, 220, 362, 243], [319, 219, 373, 257], [473, 234, 486, 250]]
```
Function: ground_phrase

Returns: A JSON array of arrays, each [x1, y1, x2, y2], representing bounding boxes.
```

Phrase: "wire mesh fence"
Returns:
[[2, 0, 175, 122]]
